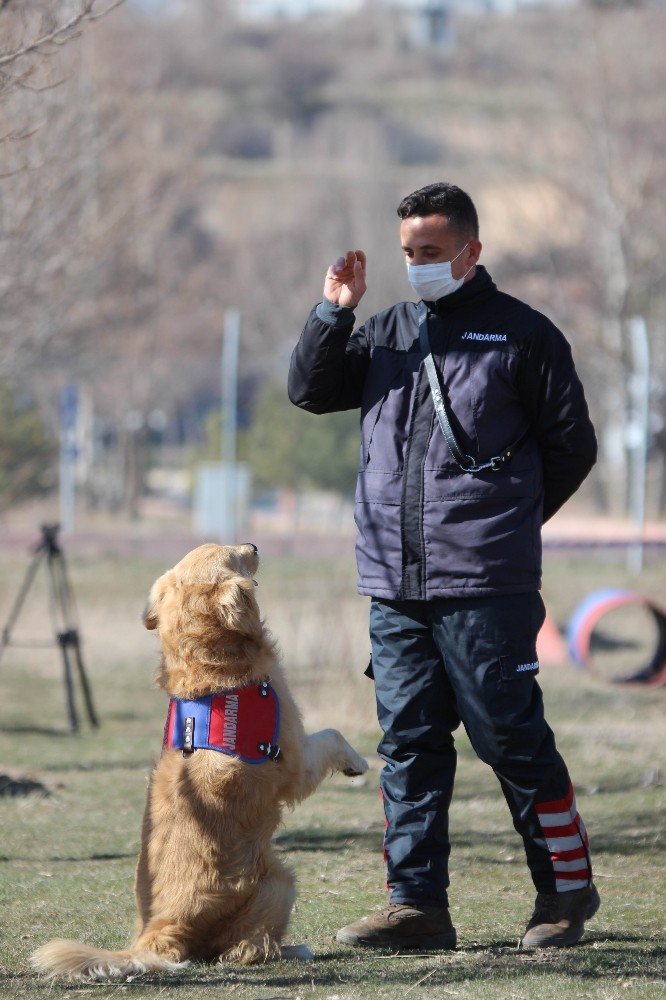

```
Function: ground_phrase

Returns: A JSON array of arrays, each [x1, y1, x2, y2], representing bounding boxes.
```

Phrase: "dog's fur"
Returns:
[[32, 543, 368, 980]]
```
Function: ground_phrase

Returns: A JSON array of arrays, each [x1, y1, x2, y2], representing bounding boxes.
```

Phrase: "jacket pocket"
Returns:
[[361, 350, 421, 471], [363, 391, 391, 465]]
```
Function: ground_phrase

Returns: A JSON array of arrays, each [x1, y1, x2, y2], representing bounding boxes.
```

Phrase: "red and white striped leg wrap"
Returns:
[[535, 783, 591, 892]]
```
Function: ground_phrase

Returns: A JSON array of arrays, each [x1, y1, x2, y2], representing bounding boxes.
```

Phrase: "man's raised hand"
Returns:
[[324, 250, 367, 310]]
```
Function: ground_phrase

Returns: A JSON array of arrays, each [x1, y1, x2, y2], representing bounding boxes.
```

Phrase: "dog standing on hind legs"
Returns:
[[32, 542, 368, 980]]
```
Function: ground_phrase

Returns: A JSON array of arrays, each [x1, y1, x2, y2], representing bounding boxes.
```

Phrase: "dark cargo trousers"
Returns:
[[370, 594, 592, 907]]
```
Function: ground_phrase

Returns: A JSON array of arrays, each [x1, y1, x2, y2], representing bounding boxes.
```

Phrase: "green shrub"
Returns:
[[0, 379, 55, 509]]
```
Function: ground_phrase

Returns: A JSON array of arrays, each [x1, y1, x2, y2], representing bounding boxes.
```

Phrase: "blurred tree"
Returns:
[[243, 384, 359, 494], [0, 0, 664, 520], [193, 385, 360, 495], [514, 9, 666, 513], [0, 0, 125, 81], [0, 379, 55, 510]]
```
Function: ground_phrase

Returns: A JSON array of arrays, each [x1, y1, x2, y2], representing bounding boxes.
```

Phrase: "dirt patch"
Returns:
[[0, 769, 50, 797]]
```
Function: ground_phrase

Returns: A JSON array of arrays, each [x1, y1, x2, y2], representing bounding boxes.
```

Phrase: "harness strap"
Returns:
[[417, 299, 530, 473], [163, 680, 281, 764]]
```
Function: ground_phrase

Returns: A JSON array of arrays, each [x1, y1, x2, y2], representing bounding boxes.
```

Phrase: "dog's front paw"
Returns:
[[224, 938, 281, 965], [341, 748, 369, 777]]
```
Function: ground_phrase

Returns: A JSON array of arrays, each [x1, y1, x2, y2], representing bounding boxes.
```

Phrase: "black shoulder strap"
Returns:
[[417, 300, 529, 474]]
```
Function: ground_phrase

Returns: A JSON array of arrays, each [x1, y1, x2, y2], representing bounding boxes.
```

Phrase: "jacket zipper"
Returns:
[[417, 410, 435, 599]]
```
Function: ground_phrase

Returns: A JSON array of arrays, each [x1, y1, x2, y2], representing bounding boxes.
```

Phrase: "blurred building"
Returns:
[[131, 0, 578, 19], [236, 0, 454, 49], [238, 0, 364, 18], [235, 0, 578, 20]]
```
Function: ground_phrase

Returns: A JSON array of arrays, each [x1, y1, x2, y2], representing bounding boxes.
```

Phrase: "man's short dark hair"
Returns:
[[397, 183, 479, 240]]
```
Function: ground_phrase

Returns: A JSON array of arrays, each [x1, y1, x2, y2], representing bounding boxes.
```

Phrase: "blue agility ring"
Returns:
[[566, 588, 666, 685]]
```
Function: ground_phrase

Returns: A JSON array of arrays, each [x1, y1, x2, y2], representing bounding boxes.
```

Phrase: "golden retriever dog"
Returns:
[[32, 542, 368, 980]]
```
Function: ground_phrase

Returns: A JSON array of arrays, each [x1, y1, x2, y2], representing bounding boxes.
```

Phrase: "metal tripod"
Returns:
[[0, 524, 99, 732]]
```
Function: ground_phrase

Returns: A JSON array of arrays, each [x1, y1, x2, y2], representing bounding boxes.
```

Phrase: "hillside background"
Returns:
[[1, 0, 665, 526]]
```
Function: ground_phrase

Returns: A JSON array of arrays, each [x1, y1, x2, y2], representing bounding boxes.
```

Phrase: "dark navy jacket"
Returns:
[[288, 267, 597, 600]]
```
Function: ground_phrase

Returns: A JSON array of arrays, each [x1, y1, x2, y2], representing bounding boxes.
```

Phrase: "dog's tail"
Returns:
[[31, 939, 187, 980]]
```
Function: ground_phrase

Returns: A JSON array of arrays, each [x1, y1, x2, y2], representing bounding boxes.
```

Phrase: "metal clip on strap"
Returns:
[[257, 741, 281, 761], [182, 716, 195, 757], [417, 300, 526, 474]]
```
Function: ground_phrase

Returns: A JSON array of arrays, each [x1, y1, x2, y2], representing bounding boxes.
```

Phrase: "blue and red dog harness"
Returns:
[[163, 679, 281, 763]]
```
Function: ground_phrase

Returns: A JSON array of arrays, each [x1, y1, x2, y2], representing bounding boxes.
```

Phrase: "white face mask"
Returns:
[[406, 242, 471, 300]]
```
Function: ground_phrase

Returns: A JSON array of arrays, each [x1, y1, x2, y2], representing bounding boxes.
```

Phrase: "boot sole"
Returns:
[[520, 925, 585, 949], [336, 928, 457, 951], [520, 884, 601, 949]]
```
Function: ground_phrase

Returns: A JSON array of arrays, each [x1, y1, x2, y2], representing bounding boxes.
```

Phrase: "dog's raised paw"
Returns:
[[342, 753, 369, 777]]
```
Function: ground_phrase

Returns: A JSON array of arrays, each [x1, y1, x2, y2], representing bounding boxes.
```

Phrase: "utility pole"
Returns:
[[193, 308, 250, 541], [220, 308, 240, 542], [222, 308, 240, 468], [59, 383, 78, 535], [626, 316, 650, 574]]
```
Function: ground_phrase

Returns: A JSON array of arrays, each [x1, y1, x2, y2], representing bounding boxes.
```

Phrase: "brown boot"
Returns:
[[520, 883, 600, 948], [336, 903, 457, 950]]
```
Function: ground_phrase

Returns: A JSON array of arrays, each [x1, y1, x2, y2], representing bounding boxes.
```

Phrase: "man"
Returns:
[[288, 183, 599, 950]]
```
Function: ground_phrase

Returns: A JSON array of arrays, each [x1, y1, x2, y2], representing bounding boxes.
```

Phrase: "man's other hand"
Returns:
[[324, 250, 367, 309]]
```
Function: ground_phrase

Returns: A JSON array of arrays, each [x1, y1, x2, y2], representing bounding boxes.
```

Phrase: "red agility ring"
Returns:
[[566, 589, 666, 686]]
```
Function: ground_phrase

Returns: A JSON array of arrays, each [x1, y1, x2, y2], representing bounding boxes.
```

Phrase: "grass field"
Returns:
[[0, 545, 663, 999]]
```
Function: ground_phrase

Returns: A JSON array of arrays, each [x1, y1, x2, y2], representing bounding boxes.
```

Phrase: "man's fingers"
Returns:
[[330, 255, 350, 277], [353, 258, 367, 293], [328, 249, 367, 305], [332, 250, 365, 275]]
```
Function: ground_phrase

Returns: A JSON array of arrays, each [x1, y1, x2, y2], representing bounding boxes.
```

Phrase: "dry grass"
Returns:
[[0, 545, 663, 998]]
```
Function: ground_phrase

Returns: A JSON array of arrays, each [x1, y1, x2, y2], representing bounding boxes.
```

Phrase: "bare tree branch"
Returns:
[[0, 0, 125, 68], [16, 75, 71, 94]]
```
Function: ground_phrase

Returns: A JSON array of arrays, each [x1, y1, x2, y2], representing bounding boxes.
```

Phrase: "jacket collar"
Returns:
[[426, 265, 496, 317]]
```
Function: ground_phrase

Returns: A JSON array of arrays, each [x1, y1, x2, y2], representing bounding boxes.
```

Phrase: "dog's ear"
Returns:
[[143, 573, 171, 630], [215, 578, 259, 637]]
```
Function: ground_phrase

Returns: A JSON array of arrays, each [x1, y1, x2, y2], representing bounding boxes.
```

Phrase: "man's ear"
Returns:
[[143, 574, 170, 630], [466, 238, 482, 268]]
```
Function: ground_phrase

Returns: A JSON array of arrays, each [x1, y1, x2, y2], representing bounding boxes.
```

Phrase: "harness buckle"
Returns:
[[182, 716, 195, 757], [489, 454, 506, 471], [257, 741, 281, 761]]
